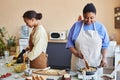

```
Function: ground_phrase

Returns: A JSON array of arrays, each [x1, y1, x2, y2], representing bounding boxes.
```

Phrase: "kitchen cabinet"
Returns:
[[103, 57, 114, 74], [115, 45, 120, 67], [103, 41, 116, 74], [46, 41, 72, 69], [114, 45, 120, 80]]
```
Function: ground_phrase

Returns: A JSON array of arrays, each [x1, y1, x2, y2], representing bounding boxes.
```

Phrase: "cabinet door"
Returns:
[[103, 57, 114, 74], [46, 42, 72, 69], [106, 57, 114, 68], [115, 52, 120, 67]]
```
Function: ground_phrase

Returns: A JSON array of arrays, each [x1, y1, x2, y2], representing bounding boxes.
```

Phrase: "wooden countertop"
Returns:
[[48, 39, 67, 43]]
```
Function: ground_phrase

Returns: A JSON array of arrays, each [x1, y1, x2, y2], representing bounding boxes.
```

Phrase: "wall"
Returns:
[[0, 0, 120, 43]]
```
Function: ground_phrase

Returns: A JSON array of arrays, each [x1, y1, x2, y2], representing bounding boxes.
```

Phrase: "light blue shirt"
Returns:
[[66, 21, 110, 49]]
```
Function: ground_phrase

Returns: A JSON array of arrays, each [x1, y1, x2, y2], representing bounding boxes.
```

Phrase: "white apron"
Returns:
[[71, 22, 103, 76]]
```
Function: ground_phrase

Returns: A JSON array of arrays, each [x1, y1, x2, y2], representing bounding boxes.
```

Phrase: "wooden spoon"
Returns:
[[83, 58, 89, 69]]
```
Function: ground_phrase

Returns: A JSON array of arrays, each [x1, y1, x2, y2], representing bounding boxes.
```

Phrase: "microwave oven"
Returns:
[[49, 31, 66, 40]]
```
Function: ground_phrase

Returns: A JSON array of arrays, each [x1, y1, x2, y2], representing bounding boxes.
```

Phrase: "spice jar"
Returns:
[[63, 74, 71, 80]]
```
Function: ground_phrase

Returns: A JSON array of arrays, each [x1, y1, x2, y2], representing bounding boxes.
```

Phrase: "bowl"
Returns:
[[24, 69, 32, 76], [14, 63, 27, 73]]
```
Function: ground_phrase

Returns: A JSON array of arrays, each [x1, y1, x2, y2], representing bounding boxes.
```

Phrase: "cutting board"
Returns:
[[33, 69, 67, 76]]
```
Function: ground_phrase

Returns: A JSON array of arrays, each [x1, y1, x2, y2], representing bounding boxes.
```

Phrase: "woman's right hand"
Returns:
[[69, 47, 84, 59], [74, 52, 84, 59]]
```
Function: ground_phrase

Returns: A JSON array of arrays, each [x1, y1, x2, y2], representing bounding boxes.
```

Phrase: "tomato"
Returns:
[[0, 73, 12, 78], [6, 73, 11, 76], [0, 75, 6, 78]]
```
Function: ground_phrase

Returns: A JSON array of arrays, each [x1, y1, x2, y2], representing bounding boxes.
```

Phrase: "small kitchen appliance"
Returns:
[[21, 25, 29, 38], [19, 25, 30, 53], [49, 31, 66, 40]]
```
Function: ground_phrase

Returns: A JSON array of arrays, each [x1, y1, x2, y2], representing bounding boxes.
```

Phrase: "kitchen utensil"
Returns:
[[83, 58, 89, 69], [24, 69, 32, 76], [14, 63, 27, 73], [78, 66, 97, 75]]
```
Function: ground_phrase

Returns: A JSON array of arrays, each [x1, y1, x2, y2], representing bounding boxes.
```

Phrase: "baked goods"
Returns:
[[32, 75, 44, 80], [80, 66, 96, 72], [79, 66, 97, 75], [25, 76, 32, 80]]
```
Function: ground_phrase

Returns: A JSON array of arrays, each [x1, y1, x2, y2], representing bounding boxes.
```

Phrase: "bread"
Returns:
[[80, 67, 96, 72], [39, 76, 44, 80], [32, 75, 44, 80], [32, 75, 38, 80], [26, 76, 32, 80]]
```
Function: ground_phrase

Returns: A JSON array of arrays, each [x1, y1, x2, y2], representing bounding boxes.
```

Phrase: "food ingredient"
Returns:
[[0, 73, 12, 78], [80, 67, 96, 72], [14, 63, 27, 73], [6, 60, 16, 67]]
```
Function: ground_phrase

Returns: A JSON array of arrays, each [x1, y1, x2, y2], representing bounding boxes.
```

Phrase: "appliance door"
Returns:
[[46, 42, 71, 69], [51, 33, 60, 39]]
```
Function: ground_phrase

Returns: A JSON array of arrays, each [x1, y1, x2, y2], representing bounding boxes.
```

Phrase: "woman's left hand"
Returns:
[[25, 57, 29, 62], [99, 58, 108, 67]]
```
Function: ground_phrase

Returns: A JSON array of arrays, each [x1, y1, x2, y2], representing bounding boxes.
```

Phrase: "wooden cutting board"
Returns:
[[33, 69, 67, 76]]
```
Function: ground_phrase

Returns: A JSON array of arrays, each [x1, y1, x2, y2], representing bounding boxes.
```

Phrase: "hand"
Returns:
[[21, 49, 26, 54], [99, 58, 107, 67], [69, 48, 84, 59], [74, 52, 84, 59], [25, 57, 29, 62]]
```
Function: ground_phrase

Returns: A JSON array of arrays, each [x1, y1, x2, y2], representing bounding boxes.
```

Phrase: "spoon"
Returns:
[[83, 58, 89, 69]]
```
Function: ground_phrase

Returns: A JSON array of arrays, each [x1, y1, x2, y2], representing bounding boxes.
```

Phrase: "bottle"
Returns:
[[21, 25, 29, 38]]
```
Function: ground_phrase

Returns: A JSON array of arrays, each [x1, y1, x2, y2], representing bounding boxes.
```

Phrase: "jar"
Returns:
[[63, 74, 71, 80]]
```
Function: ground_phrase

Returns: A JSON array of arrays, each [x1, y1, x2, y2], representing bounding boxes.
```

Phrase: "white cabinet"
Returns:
[[115, 52, 120, 67], [114, 45, 120, 80], [103, 57, 114, 74], [115, 45, 120, 67], [103, 41, 116, 74]]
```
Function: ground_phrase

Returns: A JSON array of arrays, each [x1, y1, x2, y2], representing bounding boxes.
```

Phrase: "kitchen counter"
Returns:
[[0, 67, 78, 80], [0, 56, 106, 80], [0, 56, 77, 80]]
